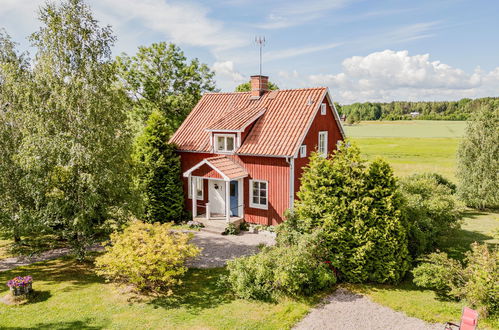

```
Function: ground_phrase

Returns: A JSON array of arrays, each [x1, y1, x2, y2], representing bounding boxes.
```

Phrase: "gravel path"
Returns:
[[294, 288, 443, 330], [0, 245, 103, 272], [187, 230, 275, 268]]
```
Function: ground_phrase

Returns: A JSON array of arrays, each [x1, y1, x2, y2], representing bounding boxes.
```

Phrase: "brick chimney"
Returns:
[[250, 75, 269, 99]]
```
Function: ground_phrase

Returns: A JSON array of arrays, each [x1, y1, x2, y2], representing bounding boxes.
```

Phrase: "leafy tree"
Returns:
[[134, 111, 184, 223], [20, 0, 135, 259], [235, 81, 279, 92], [399, 173, 463, 258], [0, 30, 41, 243], [338, 97, 499, 121], [116, 42, 216, 132], [457, 105, 499, 209], [293, 142, 410, 283]]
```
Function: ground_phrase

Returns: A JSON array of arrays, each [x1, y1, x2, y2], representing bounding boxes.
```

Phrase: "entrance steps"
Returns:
[[193, 215, 244, 235]]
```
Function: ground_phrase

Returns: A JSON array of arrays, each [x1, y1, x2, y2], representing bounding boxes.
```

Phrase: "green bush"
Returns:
[[133, 111, 185, 223], [412, 251, 465, 299], [223, 223, 239, 235], [413, 243, 499, 317], [457, 104, 499, 209], [399, 173, 463, 258], [293, 142, 410, 284], [225, 231, 336, 300], [95, 221, 200, 294]]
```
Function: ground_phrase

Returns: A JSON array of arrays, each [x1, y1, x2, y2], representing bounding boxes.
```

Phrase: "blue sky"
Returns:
[[1, 0, 498, 103]]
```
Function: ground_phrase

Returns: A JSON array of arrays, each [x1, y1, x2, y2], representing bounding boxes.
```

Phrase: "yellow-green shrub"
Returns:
[[95, 221, 200, 294]]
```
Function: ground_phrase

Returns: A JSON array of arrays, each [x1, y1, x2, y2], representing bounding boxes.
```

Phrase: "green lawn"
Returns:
[[344, 121, 466, 180], [344, 120, 467, 138], [348, 210, 499, 329], [0, 256, 322, 329]]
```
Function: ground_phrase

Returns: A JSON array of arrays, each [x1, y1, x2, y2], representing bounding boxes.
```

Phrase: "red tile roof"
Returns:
[[170, 87, 332, 157], [184, 156, 248, 180], [206, 156, 248, 180], [206, 105, 265, 131]]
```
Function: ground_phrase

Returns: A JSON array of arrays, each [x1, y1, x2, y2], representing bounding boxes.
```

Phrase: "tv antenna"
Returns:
[[255, 36, 266, 76]]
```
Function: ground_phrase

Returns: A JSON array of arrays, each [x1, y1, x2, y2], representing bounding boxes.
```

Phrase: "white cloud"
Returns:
[[211, 61, 247, 87], [265, 42, 342, 62], [94, 0, 246, 52], [307, 50, 499, 103], [261, 0, 352, 29]]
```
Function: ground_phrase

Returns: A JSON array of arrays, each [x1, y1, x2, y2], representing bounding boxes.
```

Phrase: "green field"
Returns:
[[344, 121, 467, 179]]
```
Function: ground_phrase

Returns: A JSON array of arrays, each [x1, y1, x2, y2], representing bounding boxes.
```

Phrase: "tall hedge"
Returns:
[[457, 105, 499, 209], [134, 111, 184, 223], [294, 142, 410, 283]]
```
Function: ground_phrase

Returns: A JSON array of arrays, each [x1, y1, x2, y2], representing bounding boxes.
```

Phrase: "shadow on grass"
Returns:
[[0, 256, 104, 294], [3, 318, 105, 330], [148, 267, 233, 314], [438, 228, 495, 261]]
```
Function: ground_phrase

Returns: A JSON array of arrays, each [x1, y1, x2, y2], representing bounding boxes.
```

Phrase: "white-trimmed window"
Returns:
[[318, 131, 328, 157], [321, 103, 326, 115], [300, 145, 307, 158], [250, 179, 268, 209], [188, 176, 203, 200], [215, 134, 235, 152]]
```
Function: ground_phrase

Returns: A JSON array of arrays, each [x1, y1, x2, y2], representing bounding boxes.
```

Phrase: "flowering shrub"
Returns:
[[95, 221, 200, 294], [7, 276, 33, 296]]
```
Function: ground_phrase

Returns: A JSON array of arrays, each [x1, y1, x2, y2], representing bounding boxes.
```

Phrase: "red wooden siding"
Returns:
[[179, 151, 290, 226], [191, 163, 223, 179], [293, 98, 344, 198], [239, 156, 290, 226]]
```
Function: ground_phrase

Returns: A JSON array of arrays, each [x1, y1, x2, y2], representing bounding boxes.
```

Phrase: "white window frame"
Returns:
[[249, 179, 268, 210], [188, 176, 204, 200], [318, 131, 328, 157], [321, 103, 326, 115], [214, 134, 235, 153], [300, 145, 307, 158]]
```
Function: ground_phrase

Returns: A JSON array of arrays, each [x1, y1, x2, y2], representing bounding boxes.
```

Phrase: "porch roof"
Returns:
[[183, 156, 248, 181]]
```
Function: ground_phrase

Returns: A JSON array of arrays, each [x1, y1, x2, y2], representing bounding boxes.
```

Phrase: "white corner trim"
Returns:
[[292, 89, 328, 158], [325, 88, 346, 139], [289, 157, 294, 209]]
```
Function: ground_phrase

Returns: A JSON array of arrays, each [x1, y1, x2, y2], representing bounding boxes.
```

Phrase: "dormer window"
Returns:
[[215, 134, 235, 152]]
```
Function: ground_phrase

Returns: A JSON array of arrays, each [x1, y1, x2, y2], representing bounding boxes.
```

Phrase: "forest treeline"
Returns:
[[336, 97, 499, 121]]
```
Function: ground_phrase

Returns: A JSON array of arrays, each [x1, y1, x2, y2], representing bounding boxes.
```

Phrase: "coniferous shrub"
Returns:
[[293, 142, 410, 283], [399, 173, 463, 258], [134, 111, 184, 223], [457, 105, 499, 209], [95, 221, 200, 294]]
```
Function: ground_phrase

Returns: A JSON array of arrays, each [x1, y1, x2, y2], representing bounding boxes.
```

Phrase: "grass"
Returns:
[[0, 255, 321, 329], [344, 120, 467, 138], [0, 233, 69, 261], [344, 121, 466, 180], [348, 210, 499, 329]]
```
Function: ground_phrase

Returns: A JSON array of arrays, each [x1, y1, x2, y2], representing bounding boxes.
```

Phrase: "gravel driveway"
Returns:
[[294, 288, 443, 330], [186, 230, 275, 268]]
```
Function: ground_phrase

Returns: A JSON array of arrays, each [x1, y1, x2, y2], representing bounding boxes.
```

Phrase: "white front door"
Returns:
[[209, 180, 226, 216]]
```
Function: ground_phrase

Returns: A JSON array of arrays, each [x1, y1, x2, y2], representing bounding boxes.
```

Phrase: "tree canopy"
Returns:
[[337, 97, 499, 121], [116, 42, 217, 132], [0, 0, 135, 258], [457, 105, 499, 209], [235, 81, 279, 92]]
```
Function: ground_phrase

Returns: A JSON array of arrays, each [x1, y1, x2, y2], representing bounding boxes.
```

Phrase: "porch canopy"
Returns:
[[183, 156, 248, 221]]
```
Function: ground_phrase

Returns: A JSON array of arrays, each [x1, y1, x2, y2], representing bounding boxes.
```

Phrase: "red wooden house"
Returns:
[[170, 75, 345, 226]]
